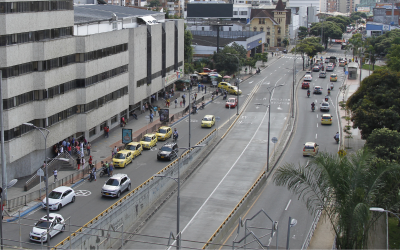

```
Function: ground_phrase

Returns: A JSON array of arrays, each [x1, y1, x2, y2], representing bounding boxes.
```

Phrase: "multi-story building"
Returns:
[[0, 2, 184, 180], [250, 0, 291, 47]]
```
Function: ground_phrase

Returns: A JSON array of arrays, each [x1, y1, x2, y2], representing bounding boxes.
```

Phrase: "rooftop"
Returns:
[[74, 4, 160, 24]]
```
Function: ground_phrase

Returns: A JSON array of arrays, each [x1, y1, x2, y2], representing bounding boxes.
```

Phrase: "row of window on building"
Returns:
[[0, 0, 73, 14]]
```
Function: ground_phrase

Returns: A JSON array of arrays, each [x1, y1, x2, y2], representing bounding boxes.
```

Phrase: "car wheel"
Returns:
[[57, 204, 62, 211], [127, 184, 131, 191], [116, 191, 121, 198], [71, 196, 75, 203]]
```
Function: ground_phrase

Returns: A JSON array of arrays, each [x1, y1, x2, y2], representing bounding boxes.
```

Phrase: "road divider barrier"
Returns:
[[52, 128, 217, 250]]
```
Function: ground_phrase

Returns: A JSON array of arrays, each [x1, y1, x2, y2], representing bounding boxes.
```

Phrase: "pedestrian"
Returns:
[[53, 169, 58, 183], [89, 155, 93, 168], [81, 157, 85, 168], [59, 145, 64, 154], [62, 140, 67, 151], [150, 113, 154, 122], [194, 93, 197, 101], [113, 146, 118, 157], [201, 84, 204, 91], [180, 100, 183, 107], [71, 137, 75, 147], [67, 145, 72, 155], [175, 98, 178, 108], [105, 161, 110, 176], [104, 126, 109, 138], [198, 83, 200, 92], [109, 162, 113, 176], [167, 98, 170, 108], [145, 102, 148, 111], [77, 157, 81, 170], [131, 110, 138, 120], [91, 165, 97, 181], [183, 98, 186, 107], [86, 142, 91, 156], [142, 104, 145, 114], [80, 144, 84, 158], [205, 86, 207, 94]]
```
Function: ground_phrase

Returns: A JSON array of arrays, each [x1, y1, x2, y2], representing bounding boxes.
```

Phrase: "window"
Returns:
[[233, 11, 238, 15], [278, 27, 281, 34], [253, 27, 257, 31], [267, 27, 270, 35], [239, 11, 247, 15], [260, 27, 264, 32], [100, 121, 107, 131], [111, 115, 118, 124], [89, 127, 96, 137]]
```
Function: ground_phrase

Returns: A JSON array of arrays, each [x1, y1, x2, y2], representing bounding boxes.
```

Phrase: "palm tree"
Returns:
[[273, 148, 400, 249]]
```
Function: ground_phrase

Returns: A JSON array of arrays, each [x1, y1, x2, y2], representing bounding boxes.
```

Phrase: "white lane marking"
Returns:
[[167, 83, 282, 250], [315, 133, 318, 139], [285, 199, 292, 211], [317, 114, 319, 118], [317, 123, 318, 128]]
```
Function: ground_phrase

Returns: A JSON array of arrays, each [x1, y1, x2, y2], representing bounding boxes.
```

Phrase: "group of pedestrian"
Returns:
[[53, 137, 90, 158]]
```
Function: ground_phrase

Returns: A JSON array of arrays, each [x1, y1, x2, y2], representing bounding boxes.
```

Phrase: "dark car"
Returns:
[[312, 66, 320, 72], [282, 49, 288, 54], [157, 142, 179, 161]]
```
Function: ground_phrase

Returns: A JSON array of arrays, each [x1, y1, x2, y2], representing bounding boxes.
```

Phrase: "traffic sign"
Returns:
[[338, 149, 347, 157], [276, 48, 279, 52], [37, 168, 44, 176], [345, 71, 348, 75], [271, 137, 278, 144]]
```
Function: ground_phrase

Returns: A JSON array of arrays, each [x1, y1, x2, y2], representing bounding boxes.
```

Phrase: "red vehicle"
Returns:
[[225, 98, 238, 108], [302, 82, 310, 89], [203, 68, 216, 73]]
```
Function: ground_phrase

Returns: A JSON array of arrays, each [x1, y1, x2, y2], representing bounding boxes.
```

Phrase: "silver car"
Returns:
[[320, 102, 330, 112], [101, 174, 131, 198]]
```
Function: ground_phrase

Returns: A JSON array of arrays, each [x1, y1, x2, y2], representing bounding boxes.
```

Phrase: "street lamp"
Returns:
[[286, 217, 297, 250], [23, 123, 51, 247], [255, 84, 284, 172], [154, 145, 204, 250], [370, 207, 400, 250], [226, 53, 241, 116]]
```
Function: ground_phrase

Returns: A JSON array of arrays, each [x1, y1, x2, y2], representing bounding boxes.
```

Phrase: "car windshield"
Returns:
[[142, 136, 152, 142], [48, 191, 62, 199], [114, 153, 126, 159], [203, 117, 212, 121], [158, 129, 167, 133], [305, 145, 315, 149], [125, 145, 135, 150], [323, 116, 330, 119], [35, 220, 51, 229], [322, 103, 329, 106], [315, 87, 321, 90], [105, 179, 120, 186], [160, 146, 172, 152], [228, 99, 235, 102]]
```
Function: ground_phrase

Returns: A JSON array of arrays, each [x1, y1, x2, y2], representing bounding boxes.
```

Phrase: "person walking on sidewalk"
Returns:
[[86, 142, 91, 156], [89, 156, 93, 168], [81, 157, 85, 169], [53, 169, 58, 183], [91, 165, 97, 181], [175, 98, 178, 108], [104, 126, 109, 138], [183, 98, 186, 107], [109, 162, 114, 177], [180, 100, 183, 107], [194, 92, 197, 101], [204, 86, 207, 94], [150, 113, 154, 122], [141, 104, 145, 114], [77, 156, 81, 170], [112, 146, 118, 157]]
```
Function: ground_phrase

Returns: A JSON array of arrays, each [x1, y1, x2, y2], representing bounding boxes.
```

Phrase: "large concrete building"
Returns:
[[0, 2, 184, 180]]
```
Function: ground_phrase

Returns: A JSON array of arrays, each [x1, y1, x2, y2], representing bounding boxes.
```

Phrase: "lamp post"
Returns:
[[255, 84, 284, 172], [286, 217, 297, 250], [370, 207, 400, 250], [23, 123, 51, 247], [154, 145, 204, 250], [227, 53, 241, 115]]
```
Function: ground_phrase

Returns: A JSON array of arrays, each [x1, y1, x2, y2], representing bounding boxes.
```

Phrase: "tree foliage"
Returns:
[[368, 29, 400, 55], [212, 43, 246, 75], [184, 25, 193, 64], [293, 37, 324, 68], [350, 11, 367, 22], [386, 44, 400, 72], [366, 128, 400, 162], [347, 69, 400, 139], [347, 33, 364, 58], [148, 0, 160, 7], [310, 21, 343, 46], [326, 16, 351, 32], [273, 148, 400, 249], [298, 26, 308, 40]]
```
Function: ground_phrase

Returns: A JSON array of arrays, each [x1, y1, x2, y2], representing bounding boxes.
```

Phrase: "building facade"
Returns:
[[0, 2, 184, 180], [250, 0, 291, 47]]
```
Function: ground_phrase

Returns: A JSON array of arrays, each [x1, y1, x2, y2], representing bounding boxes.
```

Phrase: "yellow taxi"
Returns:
[[226, 86, 242, 95], [156, 126, 172, 141], [140, 134, 157, 149], [112, 150, 133, 168], [201, 115, 215, 128], [330, 73, 338, 82], [217, 82, 232, 91], [321, 114, 333, 125], [303, 142, 319, 157], [124, 142, 143, 159]]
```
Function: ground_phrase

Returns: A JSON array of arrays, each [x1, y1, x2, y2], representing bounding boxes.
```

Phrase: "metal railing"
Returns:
[[190, 30, 263, 39]]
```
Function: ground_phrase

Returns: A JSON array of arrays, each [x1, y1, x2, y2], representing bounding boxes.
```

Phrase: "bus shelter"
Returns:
[[347, 62, 358, 80]]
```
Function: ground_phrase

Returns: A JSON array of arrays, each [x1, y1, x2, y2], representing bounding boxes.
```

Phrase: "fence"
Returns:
[[7, 163, 92, 212]]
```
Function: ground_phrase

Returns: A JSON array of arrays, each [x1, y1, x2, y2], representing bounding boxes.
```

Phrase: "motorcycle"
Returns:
[[328, 89, 331, 95], [173, 134, 178, 142], [325, 96, 329, 102], [199, 103, 205, 110], [99, 167, 108, 178], [331, 85, 334, 90], [88, 171, 95, 182], [334, 137, 339, 144], [311, 105, 315, 112], [223, 94, 227, 100], [191, 107, 198, 115], [307, 91, 310, 98]]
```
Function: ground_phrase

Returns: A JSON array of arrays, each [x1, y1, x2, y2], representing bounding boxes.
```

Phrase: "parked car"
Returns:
[[112, 150, 133, 168], [30, 214, 65, 242], [101, 173, 131, 198], [42, 186, 75, 211], [157, 142, 179, 161]]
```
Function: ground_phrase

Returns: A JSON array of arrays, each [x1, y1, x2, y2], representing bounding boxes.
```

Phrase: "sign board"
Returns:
[[37, 168, 44, 177], [159, 109, 170, 123], [276, 48, 279, 52], [122, 128, 133, 144], [345, 71, 348, 75], [271, 137, 278, 144]]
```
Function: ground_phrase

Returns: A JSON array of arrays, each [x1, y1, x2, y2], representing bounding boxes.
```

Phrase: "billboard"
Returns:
[[187, 3, 233, 18], [122, 129, 132, 144]]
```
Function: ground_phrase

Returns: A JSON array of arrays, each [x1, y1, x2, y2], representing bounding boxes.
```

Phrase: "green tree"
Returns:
[[298, 26, 308, 40], [347, 33, 364, 59], [350, 12, 367, 22], [347, 69, 400, 139], [366, 128, 400, 162], [310, 21, 343, 48], [369, 29, 400, 55], [212, 43, 246, 75], [326, 16, 351, 32], [386, 44, 400, 72], [282, 38, 289, 47], [148, 0, 160, 7], [273, 148, 400, 249], [184, 25, 193, 64], [293, 37, 324, 69]]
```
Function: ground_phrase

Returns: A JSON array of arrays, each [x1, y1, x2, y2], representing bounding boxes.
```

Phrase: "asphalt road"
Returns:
[[225, 43, 348, 249], [121, 56, 305, 249], [2, 55, 301, 249]]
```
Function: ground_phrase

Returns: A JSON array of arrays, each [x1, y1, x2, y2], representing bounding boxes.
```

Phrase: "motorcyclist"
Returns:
[[201, 102, 205, 109], [328, 89, 331, 95], [331, 83, 334, 90], [311, 102, 315, 110], [307, 89, 310, 97], [192, 102, 197, 114], [334, 132, 339, 142], [173, 128, 178, 141]]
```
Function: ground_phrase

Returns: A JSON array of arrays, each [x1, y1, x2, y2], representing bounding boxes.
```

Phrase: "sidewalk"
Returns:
[[5, 53, 282, 218], [309, 62, 386, 249]]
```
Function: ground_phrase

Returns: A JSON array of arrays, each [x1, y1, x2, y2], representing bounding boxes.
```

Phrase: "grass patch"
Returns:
[[362, 64, 385, 71], [389, 216, 400, 249]]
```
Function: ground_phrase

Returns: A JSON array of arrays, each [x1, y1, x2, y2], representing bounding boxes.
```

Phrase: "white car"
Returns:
[[42, 186, 76, 211], [320, 102, 330, 111], [304, 71, 312, 81], [30, 214, 65, 242]]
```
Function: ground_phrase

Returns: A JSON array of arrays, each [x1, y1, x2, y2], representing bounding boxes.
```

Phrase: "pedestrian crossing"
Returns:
[[280, 53, 347, 59]]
